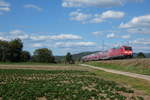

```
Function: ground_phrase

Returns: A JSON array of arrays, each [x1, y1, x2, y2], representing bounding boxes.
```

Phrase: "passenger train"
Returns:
[[81, 46, 133, 62]]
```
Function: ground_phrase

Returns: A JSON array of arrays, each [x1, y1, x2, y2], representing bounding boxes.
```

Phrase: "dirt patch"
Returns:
[[37, 97, 47, 100], [0, 64, 93, 71]]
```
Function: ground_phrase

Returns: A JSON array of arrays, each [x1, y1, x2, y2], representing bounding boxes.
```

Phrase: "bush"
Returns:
[[65, 52, 74, 64], [137, 52, 146, 58], [20, 51, 31, 62]]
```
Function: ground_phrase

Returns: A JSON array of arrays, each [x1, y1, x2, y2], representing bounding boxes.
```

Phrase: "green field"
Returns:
[[93, 70, 150, 95], [86, 61, 150, 75], [0, 69, 145, 100]]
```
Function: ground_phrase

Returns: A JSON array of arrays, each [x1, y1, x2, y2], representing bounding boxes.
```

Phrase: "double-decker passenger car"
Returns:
[[81, 46, 133, 62]]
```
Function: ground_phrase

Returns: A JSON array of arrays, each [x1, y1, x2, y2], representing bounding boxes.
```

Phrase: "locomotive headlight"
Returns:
[[129, 51, 132, 54], [124, 51, 128, 53], [124, 51, 132, 54]]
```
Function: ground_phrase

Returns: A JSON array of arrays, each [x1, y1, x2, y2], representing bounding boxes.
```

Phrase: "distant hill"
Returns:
[[72, 51, 99, 61], [133, 53, 150, 58], [55, 51, 99, 62], [144, 53, 150, 58]]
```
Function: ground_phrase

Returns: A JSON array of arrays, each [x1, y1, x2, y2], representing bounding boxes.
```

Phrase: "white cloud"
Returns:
[[0, 0, 10, 7], [121, 35, 130, 39], [56, 42, 96, 47], [62, 0, 122, 8], [120, 14, 150, 34], [50, 34, 82, 40], [106, 33, 130, 39], [134, 46, 150, 52], [9, 30, 24, 35], [92, 31, 103, 35], [101, 10, 125, 19], [130, 38, 150, 45], [30, 36, 48, 41], [90, 17, 104, 23], [24, 4, 42, 11], [91, 10, 125, 23], [32, 43, 44, 48], [128, 38, 150, 52], [0, 36, 8, 41], [17, 34, 29, 40], [30, 34, 82, 41], [0, 0, 10, 14], [120, 14, 150, 28], [0, 7, 10, 12], [62, 0, 143, 8], [1, 29, 83, 41], [8, 30, 29, 40], [127, 28, 150, 34], [69, 10, 125, 23], [69, 9, 91, 21], [107, 33, 116, 38]]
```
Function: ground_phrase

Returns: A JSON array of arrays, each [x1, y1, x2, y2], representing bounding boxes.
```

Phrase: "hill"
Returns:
[[144, 53, 150, 58], [133, 53, 150, 58], [55, 51, 99, 62]]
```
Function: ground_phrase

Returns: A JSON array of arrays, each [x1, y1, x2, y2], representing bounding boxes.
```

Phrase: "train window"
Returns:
[[125, 47, 132, 50]]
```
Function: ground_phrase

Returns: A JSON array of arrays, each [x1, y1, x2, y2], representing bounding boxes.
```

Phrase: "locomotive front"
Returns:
[[122, 46, 133, 58]]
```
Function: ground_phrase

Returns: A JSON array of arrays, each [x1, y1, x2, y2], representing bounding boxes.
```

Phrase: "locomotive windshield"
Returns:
[[125, 47, 132, 50]]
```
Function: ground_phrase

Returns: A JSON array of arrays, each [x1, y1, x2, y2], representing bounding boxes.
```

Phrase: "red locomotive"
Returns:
[[81, 46, 133, 62]]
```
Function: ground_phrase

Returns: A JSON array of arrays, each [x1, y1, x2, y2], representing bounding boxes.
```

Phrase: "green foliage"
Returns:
[[32, 48, 55, 63], [0, 39, 23, 62], [9, 39, 23, 62], [137, 52, 146, 58], [65, 52, 74, 64], [0, 40, 10, 62], [94, 70, 150, 95], [0, 69, 142, 100], [20, 51, 31, 62]]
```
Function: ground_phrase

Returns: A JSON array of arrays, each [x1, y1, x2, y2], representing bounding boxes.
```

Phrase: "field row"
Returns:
[[0, 69, 145, 100]]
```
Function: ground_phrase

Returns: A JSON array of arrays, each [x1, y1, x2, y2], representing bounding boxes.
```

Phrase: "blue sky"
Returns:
[[0, 0, 150, 55]]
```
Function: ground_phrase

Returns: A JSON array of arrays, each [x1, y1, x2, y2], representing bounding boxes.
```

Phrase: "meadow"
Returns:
[[86, 58, 150, 75]]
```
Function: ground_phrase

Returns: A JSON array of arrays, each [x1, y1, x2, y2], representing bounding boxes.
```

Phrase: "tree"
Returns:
[[0, 40, 10, 62], [32, 48, 55, 63], [9, 39, 23, 62], [20, 51, 31, 62], [137, 52, 146, 58], [65, 52, 74, 64]]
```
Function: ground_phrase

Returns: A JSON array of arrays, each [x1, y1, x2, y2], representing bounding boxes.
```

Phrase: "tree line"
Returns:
[[1, 38, 145, 64], [0, 38, 74, 63]]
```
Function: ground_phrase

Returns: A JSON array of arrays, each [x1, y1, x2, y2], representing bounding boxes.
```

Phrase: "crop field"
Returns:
[[86, 58, 150, 75], [0, 66, 148, 100]]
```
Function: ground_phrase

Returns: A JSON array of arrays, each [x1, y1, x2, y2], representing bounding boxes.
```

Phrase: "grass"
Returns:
[[0, 69, 145, 100], [86, 61, 150, 75], [92, 70, 150, 95]]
